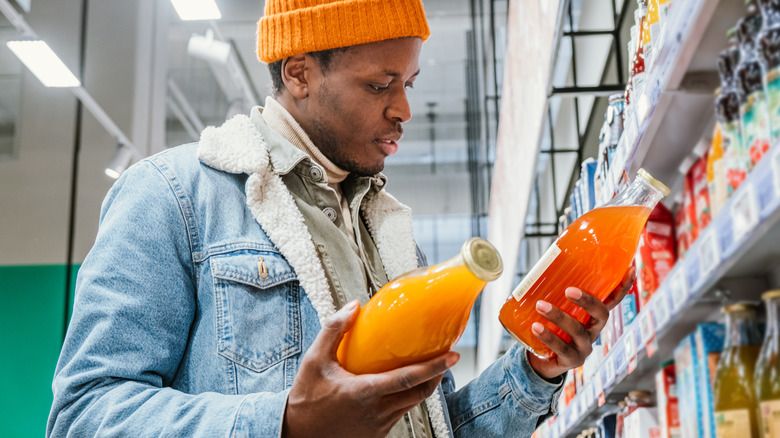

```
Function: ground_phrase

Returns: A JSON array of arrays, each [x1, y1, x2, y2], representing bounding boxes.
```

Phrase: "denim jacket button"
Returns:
[[309, 166, 324, 182], [322, 207, 338, 222]]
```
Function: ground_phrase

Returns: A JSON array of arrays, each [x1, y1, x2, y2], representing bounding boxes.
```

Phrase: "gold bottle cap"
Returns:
[[461, 237, 503, 282], [722, 302, 759, 313], [637, 168, 671, 196], [762, 290, 780, 300]]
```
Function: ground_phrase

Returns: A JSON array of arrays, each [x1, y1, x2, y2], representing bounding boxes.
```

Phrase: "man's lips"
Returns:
[[376, 138, 399, 156]]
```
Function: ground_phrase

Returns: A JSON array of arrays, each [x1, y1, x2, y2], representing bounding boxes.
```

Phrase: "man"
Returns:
[[48, 0, 633, 436]]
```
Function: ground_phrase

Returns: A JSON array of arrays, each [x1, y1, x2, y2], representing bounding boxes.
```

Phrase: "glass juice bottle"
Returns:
[[755, 290, 780, 438], [337, 237, 503, 374], [737, 3, 772, 171], [499, 169, 669, 359], [713, 302, 763, 438], [758, 0, 780, 147]]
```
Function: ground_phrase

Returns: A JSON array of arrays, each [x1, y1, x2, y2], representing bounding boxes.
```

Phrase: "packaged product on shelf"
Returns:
[[682, 163, 700, 244], [598, 412, 618, 438], [706, 121, 728, 216], [617, 400, 629, 438], [673, 194, 689, 260], [716, 29, 747, 196], [623, 272, 640, 326], [695, 323, 727, 438], [575, 365, 584, 393], [656, 360, 681, 438], [757, 0, 780, 147], [675, 334, 701, 438], [563, 369, 577, 408], [499, 170, 669, 359], [713, 303, 762, 438], [658, 0, 673, 31], [645, 0, 659, 70], [631, 2, 648, 100], [687, 150, 711, 231], [583, 158, 598, 213], [624, 391, 660, 438], [635, 203, 676, 309], [736, 6, 772, 174], [754, 290, 780, 438]]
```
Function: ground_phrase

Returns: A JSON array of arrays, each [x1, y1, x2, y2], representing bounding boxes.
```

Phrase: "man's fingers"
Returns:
[[363, 352, 458, 395], [381, 374, 445, 412], [604, 266, 636, 310], [312, 300, 360, 359], [535, 299, 593, 351], [530, 322, 578, 359]]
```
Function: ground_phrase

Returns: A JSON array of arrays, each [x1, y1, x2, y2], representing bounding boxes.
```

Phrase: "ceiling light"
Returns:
[[105, 145, 134, 179], [6, 40, 80, 87], [170, 0, 221, 21], [187, 29, 230, 64]]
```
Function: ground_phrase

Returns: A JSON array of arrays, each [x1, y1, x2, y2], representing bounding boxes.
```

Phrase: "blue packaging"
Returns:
[[675, 334, 701, 438], [581, 158, 598, 213], [694, 323, 725, 438]]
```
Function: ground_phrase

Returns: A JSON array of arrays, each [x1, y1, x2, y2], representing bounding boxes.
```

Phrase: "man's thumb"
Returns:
[[318, 300, 360, 350]]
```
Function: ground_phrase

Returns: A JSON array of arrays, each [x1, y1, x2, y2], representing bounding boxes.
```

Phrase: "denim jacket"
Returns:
[[47, 113, 562, 437]]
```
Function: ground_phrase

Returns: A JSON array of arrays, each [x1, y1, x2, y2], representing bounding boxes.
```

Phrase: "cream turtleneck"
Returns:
[[262, 96, 356, 240]]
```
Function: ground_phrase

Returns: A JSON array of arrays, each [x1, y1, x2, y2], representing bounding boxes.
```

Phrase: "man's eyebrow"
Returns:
[[381, 69, 421, 79]]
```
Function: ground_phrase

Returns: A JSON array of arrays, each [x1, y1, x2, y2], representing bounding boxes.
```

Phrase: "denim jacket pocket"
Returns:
[[211, 248, 302, 372]]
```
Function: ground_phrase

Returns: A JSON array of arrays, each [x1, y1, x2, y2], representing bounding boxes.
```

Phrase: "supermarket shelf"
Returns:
[[545, 0, 778, 435], [605, 0, 746, 192], [550, 146, 780, 438]]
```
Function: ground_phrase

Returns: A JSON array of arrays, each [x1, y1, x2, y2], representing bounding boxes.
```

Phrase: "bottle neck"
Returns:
[[724, 310, 762, 348], [604, 174, 664, 209], [766, 297, 780, 337]]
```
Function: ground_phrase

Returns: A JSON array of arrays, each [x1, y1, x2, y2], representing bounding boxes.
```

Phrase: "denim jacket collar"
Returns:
[[195, 113, 451, 437]]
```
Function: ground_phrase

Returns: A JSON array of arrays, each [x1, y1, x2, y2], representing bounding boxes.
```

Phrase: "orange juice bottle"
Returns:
[[499, 169, 669, 358], [337, 237, 503, 374]]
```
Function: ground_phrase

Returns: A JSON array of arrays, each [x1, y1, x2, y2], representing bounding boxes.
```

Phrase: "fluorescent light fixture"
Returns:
[[105, 145, 134, 179], [6, 40, 81, 87], [170, 0, 221, 21], [187, 30, 231, 64]]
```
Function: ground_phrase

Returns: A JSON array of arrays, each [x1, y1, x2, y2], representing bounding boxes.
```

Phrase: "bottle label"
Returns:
[[723, 120, 747, 196], [766, 66, 780, 145], [740, 90, 771, 171], [760, 400, 780, 438], [715, 409, 753, 438], [511, 243, 561, 301]]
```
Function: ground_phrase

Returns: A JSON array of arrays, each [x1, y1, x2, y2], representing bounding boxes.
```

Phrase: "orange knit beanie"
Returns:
[[257, 0, 430, 64]]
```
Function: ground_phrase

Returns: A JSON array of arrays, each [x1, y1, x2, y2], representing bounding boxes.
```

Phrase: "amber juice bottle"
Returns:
[[755, 290, 780, 437], [713, 303, 763, 437]]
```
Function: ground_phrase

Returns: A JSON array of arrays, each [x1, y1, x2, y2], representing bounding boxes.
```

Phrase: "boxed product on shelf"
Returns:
[[674, 194, 689, 260], [623, 274, 641, 325], [674, 334, 701, 438], [582, 158, 597, 213], [706, 122, 727, 216], [682, 164, 699, 244], [688, 147, 712, 231], [624, 407, 660, 438], [693, 323, 725, 438], [655, 360, 681, 438], [635, 203, 676, 309], [563, 369, 577, 409]]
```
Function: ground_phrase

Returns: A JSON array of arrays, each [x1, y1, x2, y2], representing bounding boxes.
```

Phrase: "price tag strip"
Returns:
[[625, 329, 638, 374], [698, 229, 720, 279], [773, 148, 780, 203], [638, 308, 656, 358], [669, 268, 689, 311], [653, 288, 671, 330], [731, 184, 759, 244]]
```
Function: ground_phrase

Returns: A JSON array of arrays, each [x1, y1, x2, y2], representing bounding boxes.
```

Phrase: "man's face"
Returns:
[[300, 37, 422, 176]]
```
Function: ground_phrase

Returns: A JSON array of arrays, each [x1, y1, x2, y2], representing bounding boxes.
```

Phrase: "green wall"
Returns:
[[0, 265, 77, 438]]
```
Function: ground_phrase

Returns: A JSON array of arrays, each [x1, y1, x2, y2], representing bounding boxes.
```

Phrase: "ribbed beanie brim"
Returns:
[[257, 0, 430, 64]]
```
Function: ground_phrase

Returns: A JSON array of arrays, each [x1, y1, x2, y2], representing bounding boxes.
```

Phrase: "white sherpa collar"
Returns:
[[196, 113, 450, 438]]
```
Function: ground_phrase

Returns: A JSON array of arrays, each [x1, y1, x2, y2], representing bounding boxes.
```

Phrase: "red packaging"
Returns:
[[683, 169, 699, 244], [655, 361, 680, 438], [687, 153, 711, 231], [674, 201, 688, 260], [635, 204, 677, 309]]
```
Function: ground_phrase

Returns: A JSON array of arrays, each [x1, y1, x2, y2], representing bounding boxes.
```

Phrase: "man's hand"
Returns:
[[527, 267, 636, 380], [283, 300, 460, 438]]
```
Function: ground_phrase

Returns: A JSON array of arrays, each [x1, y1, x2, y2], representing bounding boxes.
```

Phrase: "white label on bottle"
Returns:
[[715, 409, 753, 438], [511, 243, 562, 301], [760, 400, 780, 438]]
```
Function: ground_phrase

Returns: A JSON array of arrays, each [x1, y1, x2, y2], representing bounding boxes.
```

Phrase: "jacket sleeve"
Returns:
[[47, 160, 287, 437], [443, 344, 563, 437]]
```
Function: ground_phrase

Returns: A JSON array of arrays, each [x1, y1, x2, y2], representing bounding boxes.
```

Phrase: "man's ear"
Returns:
[[281, 54, 310, 99]]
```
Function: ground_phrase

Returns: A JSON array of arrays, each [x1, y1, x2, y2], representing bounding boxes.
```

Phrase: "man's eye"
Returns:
[[405, 83, 415, 90], [370, 84, 389, 92]]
